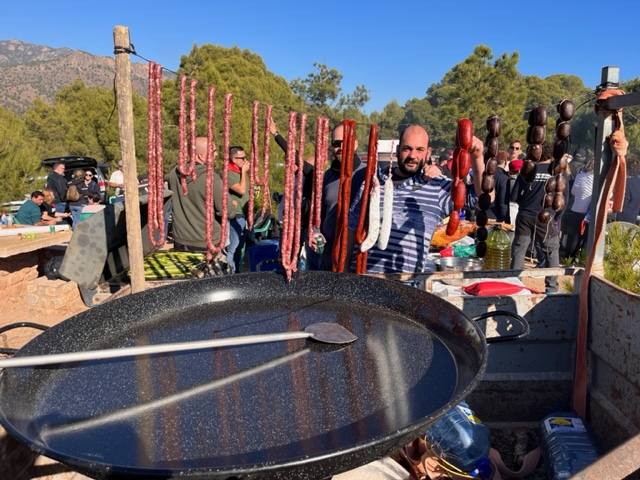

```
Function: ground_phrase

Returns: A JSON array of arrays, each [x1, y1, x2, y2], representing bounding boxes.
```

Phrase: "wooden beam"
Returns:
[[113, 25, 145, 293]]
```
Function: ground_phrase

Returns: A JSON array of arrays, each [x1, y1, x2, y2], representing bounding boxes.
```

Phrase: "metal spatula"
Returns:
[[0, 322, 357, 368]]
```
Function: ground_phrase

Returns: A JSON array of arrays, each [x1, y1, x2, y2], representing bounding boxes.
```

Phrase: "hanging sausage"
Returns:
[[475, 115, 500, 257], [146, 62, 165, 249], [354, 125, 379, 274], [446, 118, 473, 236], [332, 119, 357, 272]]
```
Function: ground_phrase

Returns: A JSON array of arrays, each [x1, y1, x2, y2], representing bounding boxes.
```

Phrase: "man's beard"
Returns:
[[397, 157, 424, 176]]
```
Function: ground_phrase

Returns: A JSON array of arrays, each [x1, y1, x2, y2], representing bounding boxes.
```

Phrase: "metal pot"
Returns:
[[0, 271, 525, 479], [434, 256, 484, 272]]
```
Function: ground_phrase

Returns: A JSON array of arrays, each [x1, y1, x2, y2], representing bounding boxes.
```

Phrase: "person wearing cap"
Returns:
[[109, 160, 125, 196]]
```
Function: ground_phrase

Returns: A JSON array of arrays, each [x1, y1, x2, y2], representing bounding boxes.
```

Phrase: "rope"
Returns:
[[573, 90, 628, 418]]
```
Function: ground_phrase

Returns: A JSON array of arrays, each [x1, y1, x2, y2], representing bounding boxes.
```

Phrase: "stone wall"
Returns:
[[0, 252, 86, 350], [0, 251, 89, 479]]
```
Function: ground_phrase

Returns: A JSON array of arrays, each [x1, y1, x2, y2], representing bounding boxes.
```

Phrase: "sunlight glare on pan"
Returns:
[[206, 289, 237, 303]]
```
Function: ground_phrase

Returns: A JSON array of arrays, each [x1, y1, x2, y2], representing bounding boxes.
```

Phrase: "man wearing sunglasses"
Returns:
[[313, 123, 368, 270], [77, 171, 101, 205], [269, 120, 365, 270], [508, 140, 523, 162], [227, 146, 251, 272]]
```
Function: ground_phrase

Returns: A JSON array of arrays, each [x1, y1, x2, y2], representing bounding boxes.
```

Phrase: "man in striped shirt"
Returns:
[[350, 125, 485, 273]]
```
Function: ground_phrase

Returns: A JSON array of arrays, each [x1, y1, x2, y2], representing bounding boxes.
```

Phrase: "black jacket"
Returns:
[[488, 168, 510, 223], [46, 172, 68, 205]]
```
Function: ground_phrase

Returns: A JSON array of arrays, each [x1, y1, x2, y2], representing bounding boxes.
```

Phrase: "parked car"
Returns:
[[41, 156, 110, 201]]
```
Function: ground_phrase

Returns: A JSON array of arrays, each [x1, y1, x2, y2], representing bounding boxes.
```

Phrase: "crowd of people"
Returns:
[[166, 121, 637, 292], [8, 121, 636, 290], [11, 161, 109, 228]]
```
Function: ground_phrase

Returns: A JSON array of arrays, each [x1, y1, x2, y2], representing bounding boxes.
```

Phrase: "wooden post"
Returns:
[[113, 25, 145, 293]]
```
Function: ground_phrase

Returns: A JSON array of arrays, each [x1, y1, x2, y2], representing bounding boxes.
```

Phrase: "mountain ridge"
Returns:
[[0, 39, 160, 112]]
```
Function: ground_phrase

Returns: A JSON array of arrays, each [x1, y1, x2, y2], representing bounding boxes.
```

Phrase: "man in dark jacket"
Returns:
[[46, 162, 68, 205], [510, 145, 564, 292], [487, 151, 511, 223]]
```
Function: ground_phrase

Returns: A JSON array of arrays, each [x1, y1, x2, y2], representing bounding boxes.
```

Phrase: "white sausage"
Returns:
[[377, 177, 394, 250], [360, 177, 381, 252]]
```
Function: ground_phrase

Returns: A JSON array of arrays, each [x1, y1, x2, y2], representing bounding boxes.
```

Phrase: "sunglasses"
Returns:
[[331, 140, 343, 148], [234, 156, 247, 161], [85, 174, 93, 177], [509, 146, 521, 151]]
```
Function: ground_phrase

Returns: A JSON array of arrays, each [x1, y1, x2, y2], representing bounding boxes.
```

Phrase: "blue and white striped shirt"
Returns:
[[350, 170, 474, 273]]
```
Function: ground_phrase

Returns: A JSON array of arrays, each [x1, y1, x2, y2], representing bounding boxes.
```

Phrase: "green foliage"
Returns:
[[163, 44, 308, 192], [0, 106, 41, 202], [22, 80, 149, 174], [373, 45, 596, 153], [605, 223, 640, 294], [291, 62, 370, 138], [369, 101, 405, 139]]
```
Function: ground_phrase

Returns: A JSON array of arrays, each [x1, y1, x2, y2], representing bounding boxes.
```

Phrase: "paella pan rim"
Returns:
[[0, 271, 489, 479]]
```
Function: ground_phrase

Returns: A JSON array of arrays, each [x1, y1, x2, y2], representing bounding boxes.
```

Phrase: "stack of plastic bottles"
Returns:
[[541, 412, 599, 479]]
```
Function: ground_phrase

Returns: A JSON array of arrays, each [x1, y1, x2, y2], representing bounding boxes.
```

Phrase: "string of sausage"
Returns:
[[332, 119, 357, 273], [307, 116, 329, 244], [475, 115, 500, 256], [280, 112, 306, 281], [354, 124, 379, 274], [446, 119, 473, 236], [204, 85, 220, 261], [219, 93, 232, 253], [177, 76, 198, 195], [539, 100, 575, 222], [146, 62, 165, 248], [261, 105, 273, 218], [248, 101, 260, 231], [247, 102, 274, 230]]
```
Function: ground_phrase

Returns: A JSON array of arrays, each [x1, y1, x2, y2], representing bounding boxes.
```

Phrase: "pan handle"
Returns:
[[0, 322, 50, 356], [472, 310, 530, 343]]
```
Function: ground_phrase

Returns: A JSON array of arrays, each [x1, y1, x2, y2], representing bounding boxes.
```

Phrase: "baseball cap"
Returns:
[[509, 159, 524, 172]]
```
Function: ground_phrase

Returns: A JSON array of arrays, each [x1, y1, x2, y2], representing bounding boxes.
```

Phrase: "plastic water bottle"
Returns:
[[424, 401, 493, 479], [484, 225, 511, 270], [541, 412, 599, 479]]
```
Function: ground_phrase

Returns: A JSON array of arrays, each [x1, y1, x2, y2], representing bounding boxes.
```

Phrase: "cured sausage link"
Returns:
[[205, 85, 220, 259], [219, 93, 232, 251], [248, 101, 260, 231], [332, 119, 356, 273], [177, 75, 188, 194], [280, 112, 298, 280], [355, 124, 379, 274], [146, 63, 165, 248], [447, 118, 473, 236], [475, 115, 500, 256], [153, 63, 165, 247], [308, 117, 329, 243], [261, 105, 273, 218]]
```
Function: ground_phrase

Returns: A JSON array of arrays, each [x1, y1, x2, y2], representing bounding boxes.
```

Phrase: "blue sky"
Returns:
[[3, 0, 639, 112]]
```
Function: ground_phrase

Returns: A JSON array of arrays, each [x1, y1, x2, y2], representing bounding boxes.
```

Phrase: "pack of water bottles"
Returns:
[[541, 412, 599, 479]]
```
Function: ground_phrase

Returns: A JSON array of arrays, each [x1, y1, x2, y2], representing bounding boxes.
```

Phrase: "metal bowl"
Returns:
[[434, 256, 483, 272]]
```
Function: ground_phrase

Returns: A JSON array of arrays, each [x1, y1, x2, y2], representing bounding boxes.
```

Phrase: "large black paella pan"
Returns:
[[0, 272, 515, 479]]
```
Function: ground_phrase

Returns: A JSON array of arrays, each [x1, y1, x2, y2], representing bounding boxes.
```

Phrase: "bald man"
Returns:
[[168, 136, 226, 253], [349, 124, 485, 274]]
